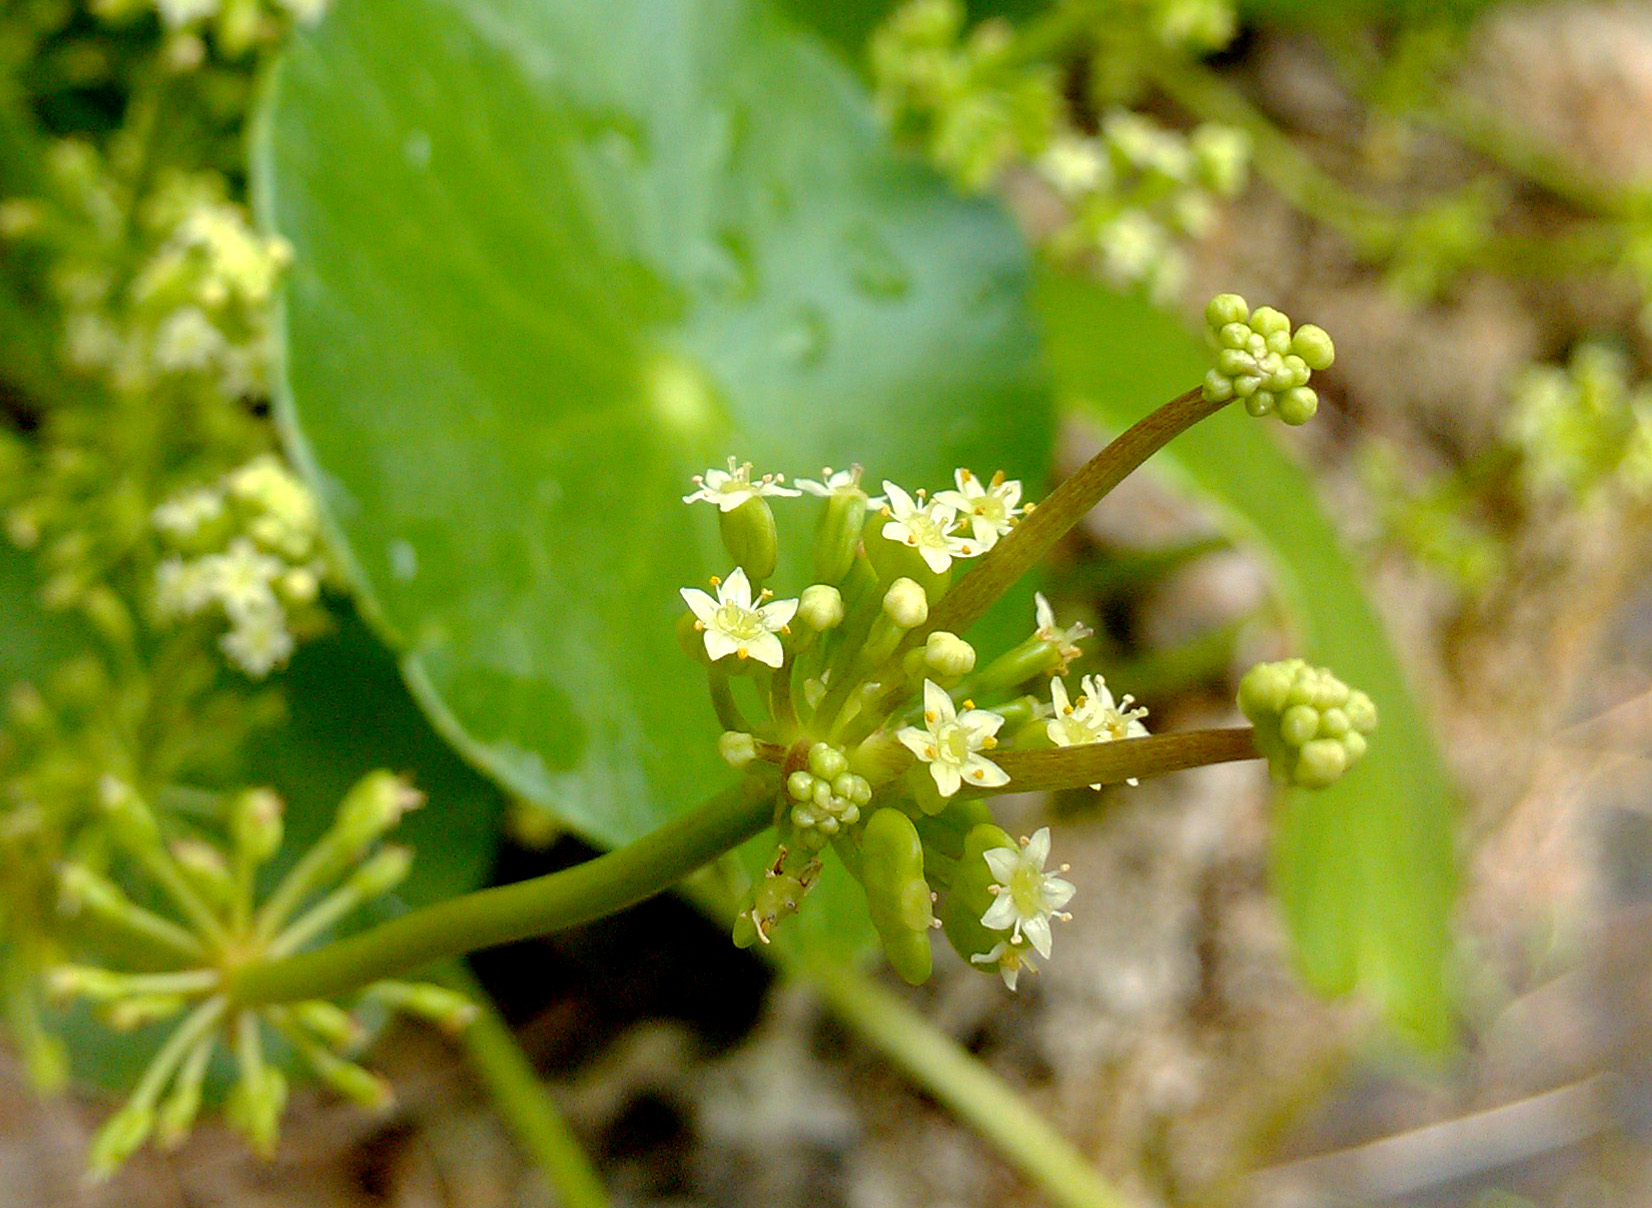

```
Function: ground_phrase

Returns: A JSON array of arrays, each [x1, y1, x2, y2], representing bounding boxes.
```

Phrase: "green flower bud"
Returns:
[[808, 741, 850, 781], [1190, 124, 1250, 197], [332, 771, 420, 854], [366, 981, 480, 1033], [1290, 323, 1335, 371], [940, 822, 1017, 965], [100, 776, 161, 849], [293, 1000, 363, 1049], [924, 630, 976, 677], [305, 1043, 395, 1111], [171, 839, 235, 907], [232, 787, 284, 868], [799, 584, 845, 630], [718, 730, 759, 768], [719, 495, 780, 581], [1206, 293, 1249, 328], [105, 995, 187, 1032], [883, 577, 929, 628], [347, 845, 414, 898], [787, 770, 817, 801], [1277, 386, 1318, 426], [732, 854, 820, 947], [814, 490, 869, 584], [860, 808, 935, 984]]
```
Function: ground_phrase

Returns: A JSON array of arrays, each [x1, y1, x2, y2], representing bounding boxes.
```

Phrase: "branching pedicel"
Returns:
[[681, 295, 1373, 989]]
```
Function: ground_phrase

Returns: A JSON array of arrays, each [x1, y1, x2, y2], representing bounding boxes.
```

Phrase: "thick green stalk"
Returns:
[[445, 964, 611, 1208], [229, 780, 774, 1005], [990, 727, 1258, 793], [801, 961, 1135, 1208]]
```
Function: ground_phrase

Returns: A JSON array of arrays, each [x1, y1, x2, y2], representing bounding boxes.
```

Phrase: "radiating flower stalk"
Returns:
[[672, 296, 1374, 990], [48, 771, 475, 1177]]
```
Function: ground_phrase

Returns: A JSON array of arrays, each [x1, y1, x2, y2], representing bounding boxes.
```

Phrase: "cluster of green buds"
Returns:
[[49, 772, 475, 1176], [871, 0, 1060, 190], [1200, 293, 1336, 425], [679, 297, 1373, 989], [1238, 660, 1377, 789], [153, 453, 335, 676], [1506, 343, 1652, 505], [1038, 115, 1250, 302]]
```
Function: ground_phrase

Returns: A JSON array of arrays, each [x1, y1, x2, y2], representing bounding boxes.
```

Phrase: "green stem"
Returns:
[[445, 964, 611, 1208], [800, 961, 1134, 1208], [989, 727, 1259, 794], [229, 779, 775, 1006]]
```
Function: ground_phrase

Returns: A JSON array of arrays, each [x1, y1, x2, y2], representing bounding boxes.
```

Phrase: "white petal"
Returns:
[[959, 708, 1003, 740], [745, 632, 784, 668], [999, 957, 1021, 992], [758, 597, 798, 628], [963, 754, 1010, 789], [703, 469, 732, 489], [1049, 677, 1071, 714], [931, 489, 971, 512], [720, 567, 753, 608], [797, 479, 831, 496], [896, 726, 933, 759], [980, 895, 1018, 931], [982, 846, 1020, 883], [918, 544, 953, 574], [1024, 827, 1052, 867], [922, 680, 955, 724], [1023, 914, 1053, 959], [930, 761, 962, 798], [969, 516, 1002, 547], [680, 587, 718, 624], [1034, 591, 1055, 633], [1042, 876, 1076, 911], [715, 488, 755, 512], [882, 481, 915, 516], [998, 480, 1022, 508], [704, 629, 741, 661]]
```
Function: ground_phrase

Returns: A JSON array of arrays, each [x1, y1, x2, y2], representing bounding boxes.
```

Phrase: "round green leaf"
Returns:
[[253, 0, 1051, 931]]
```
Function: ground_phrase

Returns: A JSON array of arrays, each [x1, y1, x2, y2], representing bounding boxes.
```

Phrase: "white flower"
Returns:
[[933, 468, 1023, 550], [152, 487, 225, 541], [1037, 134, 1108, 200], [896, 680, 1009, 798], [220, 605, 295, 678], [795, 465, 884, 508], [979, 827, 1075, 959], [199, 538, 282, 624], [879, 482, 977, 574], [971, 940, 1037, 991], [679, 567, 797, 668], [1033, 592, 1092, 672], [1047, 674, 1151, 787], [154, 557, 214, 618], [683, 457, 800, 512]]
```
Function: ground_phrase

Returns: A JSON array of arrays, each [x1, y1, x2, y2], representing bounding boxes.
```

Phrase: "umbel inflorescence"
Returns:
[[677, 297, 1371, 990]]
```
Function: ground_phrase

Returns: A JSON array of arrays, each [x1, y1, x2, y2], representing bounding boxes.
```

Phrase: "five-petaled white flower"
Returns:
[[880, 482, 977, 574], [934, 468, 1023, 550], [679, 568, 797, 668], [896, 680, 1009, 798], [795, 465, 885, 508], [1033, 591, 1092, 673], [971, 940, 1037, 992], [1047, 674, 1151, 787], [979, 827, 1075, 959], [683, 457, 801, 512]]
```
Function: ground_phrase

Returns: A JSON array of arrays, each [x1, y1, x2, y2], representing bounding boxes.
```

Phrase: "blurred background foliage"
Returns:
[[3, 0, 1652, 1204]]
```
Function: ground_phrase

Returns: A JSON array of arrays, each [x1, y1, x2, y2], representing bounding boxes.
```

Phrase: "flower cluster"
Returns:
[[1038, 115, 1250, 302], [1237, 660, 1378, 789], [1506, 343, 1652, 505], [51, 774, 475, 1176], [678, 456, 1140, 988], [1200, 294, 1336, 425], [153, 454, 335, 676]]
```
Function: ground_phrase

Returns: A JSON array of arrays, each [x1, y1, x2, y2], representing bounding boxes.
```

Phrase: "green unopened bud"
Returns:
[[87, 1103, 155, 1181], [849, 730, 911, 786], [883, 577, 929, 628], [814, 489, 869, 584], [808, 742, 849, 781], [171, 839, 235, 907], [719, 495, 779, 581], [293, 1000, 363, 1049], [156, 1060, 207, 1149], [100, 776, 160, 849], [1277, 386, 1318, 426], [798, 584, 845, 631], [718, 731, 758, 769], [332, 771, 421, 854], [1206, 293, 1248, 328], [232, 788, 284, 868], [47, 964, 127, 1004], [304, 1043, 395, 1111], [923, 631, 976, 677], [1290, 323, 1335, 371], [227, 1066, 287, 1158], [105, 995, 187, 1031], [1191, 124, 1250, 196], [347, 845, 414, 898], [365, 981, 480, 1034]]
